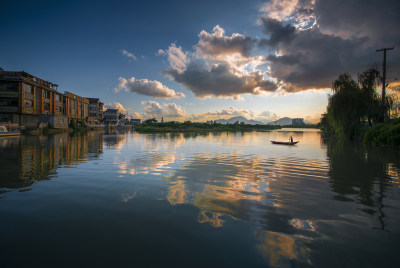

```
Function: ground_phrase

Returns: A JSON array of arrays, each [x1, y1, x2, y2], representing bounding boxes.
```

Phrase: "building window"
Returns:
[[55, 94, 61, 101], [43, 103, 50, 111], [24, 84, 33, 93], [43, 90, 50, 99], [24, 100, 32, 107], [55, 107, 61, 112]]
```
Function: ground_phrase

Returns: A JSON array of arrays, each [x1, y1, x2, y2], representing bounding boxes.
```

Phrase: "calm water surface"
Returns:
[[0, 129, 399, 267]]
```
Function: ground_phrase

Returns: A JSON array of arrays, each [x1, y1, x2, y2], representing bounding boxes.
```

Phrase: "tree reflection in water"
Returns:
[[325, 138, 399, 231]]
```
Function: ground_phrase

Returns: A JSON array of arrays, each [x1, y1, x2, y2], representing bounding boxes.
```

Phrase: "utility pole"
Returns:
[[376, 47, 394, 121]]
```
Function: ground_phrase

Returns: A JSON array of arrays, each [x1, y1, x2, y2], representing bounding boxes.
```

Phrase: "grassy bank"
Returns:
[[364, 119, 400, 149]]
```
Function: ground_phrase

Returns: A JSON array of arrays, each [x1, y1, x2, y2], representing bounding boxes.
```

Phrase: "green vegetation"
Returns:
[[281, 124, 318, 128], [135, 118, 280, 133], [41, 125, 51, 135], [69, 119, 86, 132], [320, 68, 399, 148], [364, 119, 400, 149]]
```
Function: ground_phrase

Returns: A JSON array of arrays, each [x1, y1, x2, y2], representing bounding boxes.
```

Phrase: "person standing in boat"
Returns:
[[289, 136, 293, 143]]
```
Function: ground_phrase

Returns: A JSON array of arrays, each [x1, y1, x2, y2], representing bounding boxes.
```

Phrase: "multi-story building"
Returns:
[[87, 98, 104, 124], [63, 91, 89, 122], [0, 70, 66, 127], [103, 109, 119, 125]]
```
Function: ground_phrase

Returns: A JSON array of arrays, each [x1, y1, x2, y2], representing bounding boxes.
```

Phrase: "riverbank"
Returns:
[[281, 124, 318, 129], [321, 119, 400, 149], [135, 122, 280, 133], [364, 118, 400, 149], [23, 125, 106, 135]]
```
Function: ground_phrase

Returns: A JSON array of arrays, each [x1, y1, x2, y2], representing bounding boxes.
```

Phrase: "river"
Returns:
[[0, 129, 399, 267]]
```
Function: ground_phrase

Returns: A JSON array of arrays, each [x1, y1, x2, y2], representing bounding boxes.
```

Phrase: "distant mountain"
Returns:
[[216, 116, 264, 125], [267, 117, 292, 126]]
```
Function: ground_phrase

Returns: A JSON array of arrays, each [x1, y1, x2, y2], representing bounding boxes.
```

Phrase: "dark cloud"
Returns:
[[163, 61, 277, 99], [259, 17, 296, 47], [314, 0, 400, 45], [259, 0, 400, 91]]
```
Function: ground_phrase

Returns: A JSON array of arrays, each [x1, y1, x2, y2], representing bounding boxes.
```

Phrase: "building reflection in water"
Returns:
[[0, 132, 103, 192]]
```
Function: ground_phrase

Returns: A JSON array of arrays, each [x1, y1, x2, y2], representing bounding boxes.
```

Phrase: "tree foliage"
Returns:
[[136, 120, 279, 132], [320, 68, 384, 139]]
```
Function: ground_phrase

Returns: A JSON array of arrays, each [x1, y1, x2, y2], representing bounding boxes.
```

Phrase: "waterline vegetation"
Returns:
[[320, 68, 399, 148], [135, 119, 280, 133]]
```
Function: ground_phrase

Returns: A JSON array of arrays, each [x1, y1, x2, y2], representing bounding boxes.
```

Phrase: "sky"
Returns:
[[1, 0, 399, 123]]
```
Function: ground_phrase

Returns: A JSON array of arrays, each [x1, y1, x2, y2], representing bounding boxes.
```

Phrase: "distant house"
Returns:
[[292, 118, 305, 125], [103, 109, 119, 125], [129, 119, 141, 125]]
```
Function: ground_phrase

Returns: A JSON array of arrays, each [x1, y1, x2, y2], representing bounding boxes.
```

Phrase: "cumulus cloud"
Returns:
[[141, 101, 186, 118], [192, 108, 279, 123], [158, 25, 282, 99], [259, 0, 400, 92], [163, 103, 187, 117], [157, 43, 188, 70], [121, 49, 137, 61], [189, 107, 257, 121], [115, 77, 185, 99], [261, 0, 316, 29], [131, 112, 143, 119], [208, 107, 254, 117], [112, 102, 127, 114], [142, 100, 163, 116], [195, 25, 262, 67], [256, 110, 279, 122]]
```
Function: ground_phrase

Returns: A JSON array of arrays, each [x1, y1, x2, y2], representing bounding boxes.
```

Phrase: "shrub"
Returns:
[[364, 119, 400, 149]]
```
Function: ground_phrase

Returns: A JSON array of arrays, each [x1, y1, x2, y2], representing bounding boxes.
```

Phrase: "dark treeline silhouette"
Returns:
[[320, 68, 397, 139], [135, 118, 280, 132]]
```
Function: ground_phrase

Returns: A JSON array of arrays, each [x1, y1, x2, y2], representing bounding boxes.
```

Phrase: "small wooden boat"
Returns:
[[0, 125, 21, 137], [270, 141, 299, 145]]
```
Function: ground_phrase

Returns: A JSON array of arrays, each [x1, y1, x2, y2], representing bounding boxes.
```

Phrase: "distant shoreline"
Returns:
[[134, 123, 318, 133]]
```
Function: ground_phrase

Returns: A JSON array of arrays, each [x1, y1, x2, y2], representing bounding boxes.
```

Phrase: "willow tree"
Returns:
[[358, 68, 381, 125], [321, 68, 383, 139]]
